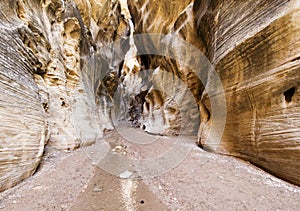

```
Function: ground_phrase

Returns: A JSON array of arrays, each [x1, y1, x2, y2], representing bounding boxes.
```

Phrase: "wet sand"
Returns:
[[71, 168, 168, 210]]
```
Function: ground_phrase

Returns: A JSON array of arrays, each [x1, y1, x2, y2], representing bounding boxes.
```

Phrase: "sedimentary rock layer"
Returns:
[[202, 0, 300, 185], [128, 0, 300, 185], [0, 0, 115, 191], [0, 0, 299, 191]]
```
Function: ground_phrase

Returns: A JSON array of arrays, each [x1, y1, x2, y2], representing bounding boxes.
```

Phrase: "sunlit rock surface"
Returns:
[[128, 0, 300, 185], [198, 0, 300, 186], [0, 0, 299, 191], [0, 0, 115, 191]]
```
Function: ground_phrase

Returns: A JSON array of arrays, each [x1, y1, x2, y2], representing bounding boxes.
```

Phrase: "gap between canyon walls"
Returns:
[[0, 0, 300, 192], [79, 0, 300, 186]]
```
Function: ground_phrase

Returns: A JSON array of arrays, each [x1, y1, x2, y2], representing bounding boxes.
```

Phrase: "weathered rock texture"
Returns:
[[199, 0, 300, 186], [127, 0, 300, 186], [125, 0, 206, 135], [0, 0, 120, 191], [0, 0, 299, 191]]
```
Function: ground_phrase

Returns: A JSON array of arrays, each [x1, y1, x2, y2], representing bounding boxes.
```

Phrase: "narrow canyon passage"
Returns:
[[0, 0, 300, 210]]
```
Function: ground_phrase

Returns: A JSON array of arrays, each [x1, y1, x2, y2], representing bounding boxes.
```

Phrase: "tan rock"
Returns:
[[0, 0, 108, 190], [0, 0, 299, 192], [126, 0, 300, 185], [198, 0, 300, 185]]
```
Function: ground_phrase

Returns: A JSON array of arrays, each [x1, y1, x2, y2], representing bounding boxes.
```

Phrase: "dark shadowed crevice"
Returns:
[[283, 87, 296, 103]]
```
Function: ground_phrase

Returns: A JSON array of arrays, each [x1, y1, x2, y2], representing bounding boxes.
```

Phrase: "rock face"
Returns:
[[0, 0, 299, 191], [128, 0, 300, 185], [0, 0, 116, 191], [199, 0, 300, 186]]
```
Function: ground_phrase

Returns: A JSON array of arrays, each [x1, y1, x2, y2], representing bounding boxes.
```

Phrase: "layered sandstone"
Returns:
[[0, 0, 114, 191], [0, 0, 299, 191], [128, 0, 300, 185], [199, 0, 300, 185]]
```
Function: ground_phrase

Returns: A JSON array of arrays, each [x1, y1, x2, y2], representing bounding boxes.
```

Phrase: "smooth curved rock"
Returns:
[[0, 0, 299, 191], [199, 0, 300, 185], [0, 1, 48, 191], [127, 0, 300, 185], [0, 0, 110, 191]]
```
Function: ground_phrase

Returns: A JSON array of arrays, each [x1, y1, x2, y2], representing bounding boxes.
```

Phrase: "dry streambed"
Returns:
[[0, 129, 299, 210]]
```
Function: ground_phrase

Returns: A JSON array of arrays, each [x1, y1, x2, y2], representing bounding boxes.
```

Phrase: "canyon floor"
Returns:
[[0, 126, 299, 210]]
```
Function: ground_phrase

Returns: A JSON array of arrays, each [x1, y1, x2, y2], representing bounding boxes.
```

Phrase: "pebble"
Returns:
[[61, 205, 68, 209], [119, 171, 133, 179], [93, 187, 103, 192]]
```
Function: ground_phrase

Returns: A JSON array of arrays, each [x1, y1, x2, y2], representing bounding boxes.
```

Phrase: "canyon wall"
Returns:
[[199, 0, 300, 185], [128, 0, 300, 185], [0, 0, 119, 191], [0, 0, 299, 191]]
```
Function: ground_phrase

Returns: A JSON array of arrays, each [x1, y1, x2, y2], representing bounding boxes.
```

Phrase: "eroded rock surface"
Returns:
[[127, 0, 300, 185], [199, 0, 300, 185], [0, 0, 119, 191], [0, 0, 299, 191]]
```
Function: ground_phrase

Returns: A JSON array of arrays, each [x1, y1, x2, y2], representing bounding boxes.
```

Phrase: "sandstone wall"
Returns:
[[0, 0, 120, 191], [127, 0, 205, 135], [199, 0, 300, 185], [128, 0, 300, 185], [0, 0, 299, 191]]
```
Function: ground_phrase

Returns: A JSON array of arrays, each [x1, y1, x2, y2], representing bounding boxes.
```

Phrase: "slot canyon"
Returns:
[[0, 0, 299, 210]]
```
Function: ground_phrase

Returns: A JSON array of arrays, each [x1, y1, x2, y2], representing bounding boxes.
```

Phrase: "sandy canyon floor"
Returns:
[[0, 126, 299, 210]]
